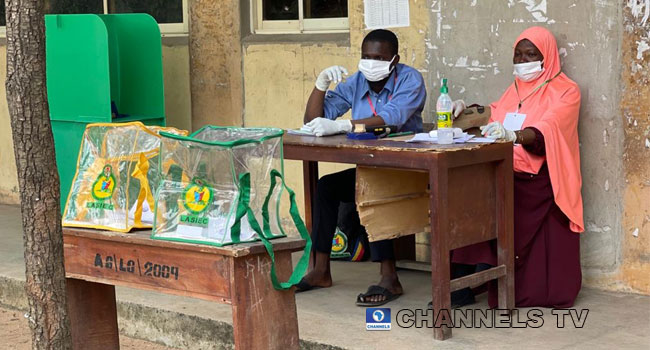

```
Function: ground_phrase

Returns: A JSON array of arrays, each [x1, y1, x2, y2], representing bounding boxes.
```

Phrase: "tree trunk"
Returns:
[[4, 1, 73, 349]]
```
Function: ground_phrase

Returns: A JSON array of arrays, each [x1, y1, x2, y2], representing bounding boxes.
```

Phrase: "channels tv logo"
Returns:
[[366, 308, 391, 331]]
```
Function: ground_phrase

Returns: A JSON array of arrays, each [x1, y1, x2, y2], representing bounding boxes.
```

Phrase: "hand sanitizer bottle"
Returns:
[[436, 79, 454, 145]]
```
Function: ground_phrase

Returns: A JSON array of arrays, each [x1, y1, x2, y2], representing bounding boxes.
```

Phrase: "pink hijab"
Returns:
[[489, 26, 584, 233]]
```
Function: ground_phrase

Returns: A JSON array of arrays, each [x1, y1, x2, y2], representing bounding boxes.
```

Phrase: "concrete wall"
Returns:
[[619, 0, 650, 293], [0, 43, 192, 205], [162, 42, 193, 132], [0, 46, 20, 204], [189, 0, 244, 130], [241, 0, 430, 212]]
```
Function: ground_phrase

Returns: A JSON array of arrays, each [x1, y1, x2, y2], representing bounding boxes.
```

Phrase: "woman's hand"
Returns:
[[480, 121, 516, 142]]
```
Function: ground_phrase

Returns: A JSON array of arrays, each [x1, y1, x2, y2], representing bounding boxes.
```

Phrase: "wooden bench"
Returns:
[[63, 227, 305, 350]]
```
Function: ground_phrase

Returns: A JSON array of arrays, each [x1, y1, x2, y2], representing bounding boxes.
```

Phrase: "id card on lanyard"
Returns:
[[504, 112, 527, 131], [366, 72, 398, 116]]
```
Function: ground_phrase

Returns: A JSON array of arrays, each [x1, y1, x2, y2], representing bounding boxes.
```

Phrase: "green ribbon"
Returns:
[[231, 170, 311, 290]]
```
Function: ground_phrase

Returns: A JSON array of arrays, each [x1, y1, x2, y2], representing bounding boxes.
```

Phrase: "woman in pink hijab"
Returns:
[[450, 26, 584, 308]]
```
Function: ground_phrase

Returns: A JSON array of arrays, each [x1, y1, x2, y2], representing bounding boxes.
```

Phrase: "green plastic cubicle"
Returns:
[[45, 14, 166, 210]]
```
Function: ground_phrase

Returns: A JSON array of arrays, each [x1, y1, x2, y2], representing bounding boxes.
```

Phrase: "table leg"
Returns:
[[302, 160, 318, 267], [496, 157, 515, 310], [429, 160, 452, 340], [66, 278, 120, 350], [231, 251, 300, 350], [302, 160, 318, 233]]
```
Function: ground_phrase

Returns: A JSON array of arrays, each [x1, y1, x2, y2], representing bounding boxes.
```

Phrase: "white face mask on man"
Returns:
[[358, 55, 396, 82], [513, 60, 544, 82]]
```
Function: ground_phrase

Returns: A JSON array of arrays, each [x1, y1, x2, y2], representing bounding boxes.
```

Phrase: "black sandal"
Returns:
[[356, 285, 401, 307], [294, 278, 322, 293]]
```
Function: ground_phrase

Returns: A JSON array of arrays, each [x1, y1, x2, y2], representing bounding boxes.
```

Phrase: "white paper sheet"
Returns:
[[287, 129, 316, 136], [406, 132, 475, 144], [364, 0, 410, 29], [175, 225, 205, 239]]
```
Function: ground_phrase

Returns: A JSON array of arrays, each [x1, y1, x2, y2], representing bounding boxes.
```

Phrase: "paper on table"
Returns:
[[406, 132, 475, 144], [364, 0, 410, 29], [287, 129, 316, 136]]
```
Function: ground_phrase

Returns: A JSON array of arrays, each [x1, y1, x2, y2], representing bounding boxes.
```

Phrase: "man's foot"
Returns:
[[295, 269, 332, 293], [356, 275, 403, 306]]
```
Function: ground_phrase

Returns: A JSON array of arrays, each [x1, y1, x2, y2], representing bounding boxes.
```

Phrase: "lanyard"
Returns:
[[514, 71, 561, 112], [366, 72, 398, 116]]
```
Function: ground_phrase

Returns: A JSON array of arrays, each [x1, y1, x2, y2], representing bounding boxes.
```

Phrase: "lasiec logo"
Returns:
[[366, 308, 391, 331], [91, 164, 116, 200], [182, 177, 213, 214], [87, 164, 117, 210]]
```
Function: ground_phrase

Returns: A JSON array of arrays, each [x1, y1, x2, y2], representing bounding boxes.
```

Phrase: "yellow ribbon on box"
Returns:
[[131, 152, 154, 227]]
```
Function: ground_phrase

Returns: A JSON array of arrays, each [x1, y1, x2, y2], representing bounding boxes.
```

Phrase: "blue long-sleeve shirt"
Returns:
[[322, 63, 426, 133]]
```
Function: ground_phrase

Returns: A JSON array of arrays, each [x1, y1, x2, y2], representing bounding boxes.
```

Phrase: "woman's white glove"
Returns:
[[480, 121, 516, 142], [452, 99, 466, 119], [302, 117, 352, 137], [315, 65, 349, 91]]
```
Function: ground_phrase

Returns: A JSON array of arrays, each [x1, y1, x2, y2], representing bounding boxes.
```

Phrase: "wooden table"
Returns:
[[63, 228, 305, 350], [283, 134, 514, 340]]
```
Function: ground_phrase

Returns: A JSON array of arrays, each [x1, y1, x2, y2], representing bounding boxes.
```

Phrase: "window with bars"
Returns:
[[253, 0, 349, 34], [0, 0, 188, 36]]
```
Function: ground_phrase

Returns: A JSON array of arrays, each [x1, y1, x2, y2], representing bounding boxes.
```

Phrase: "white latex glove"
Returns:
[[480, 121, 516, 142], [315, 65, 349, 91], [303, 117, 352, 137], [299, 124, 315, 135], [452, 99, 466, 119]]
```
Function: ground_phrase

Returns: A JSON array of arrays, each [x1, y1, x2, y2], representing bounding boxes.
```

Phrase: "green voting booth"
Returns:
[[45, 14, 166, 210]]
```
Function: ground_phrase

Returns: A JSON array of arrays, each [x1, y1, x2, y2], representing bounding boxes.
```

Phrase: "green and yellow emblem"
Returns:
[[182, 177, 213, 214], [91, 165, 116, 200], [330, 228, 351, 259]]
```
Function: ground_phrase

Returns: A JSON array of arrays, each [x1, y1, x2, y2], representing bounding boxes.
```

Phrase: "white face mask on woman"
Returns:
[[513, 60, 544, 82], [358, 55, 396, 82]]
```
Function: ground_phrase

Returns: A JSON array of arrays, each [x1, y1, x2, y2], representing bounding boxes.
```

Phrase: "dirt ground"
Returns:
[[0, 306, 176, 349]]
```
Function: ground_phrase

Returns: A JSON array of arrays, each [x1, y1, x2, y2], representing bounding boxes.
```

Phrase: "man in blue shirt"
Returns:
[[296, 30, 426, 306]]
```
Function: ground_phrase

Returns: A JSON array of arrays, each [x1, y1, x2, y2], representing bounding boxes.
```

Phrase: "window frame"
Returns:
[[104, 0, 189, 36], [251, 0, 349, 34], [0, 0, 189, 38]]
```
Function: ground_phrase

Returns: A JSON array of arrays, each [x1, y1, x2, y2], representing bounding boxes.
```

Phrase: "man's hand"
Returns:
[[480, 121, 516, 142], [302, 117, 352, 137], [452, 99, 466, 119], [315, 66, 349, 91]]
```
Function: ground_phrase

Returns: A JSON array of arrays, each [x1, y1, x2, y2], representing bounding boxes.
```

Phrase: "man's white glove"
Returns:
[[452, 99, 466, 119], [302, 117, 352, 137], [480, 121, 516, 142], [315, 66, 349, 92]]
